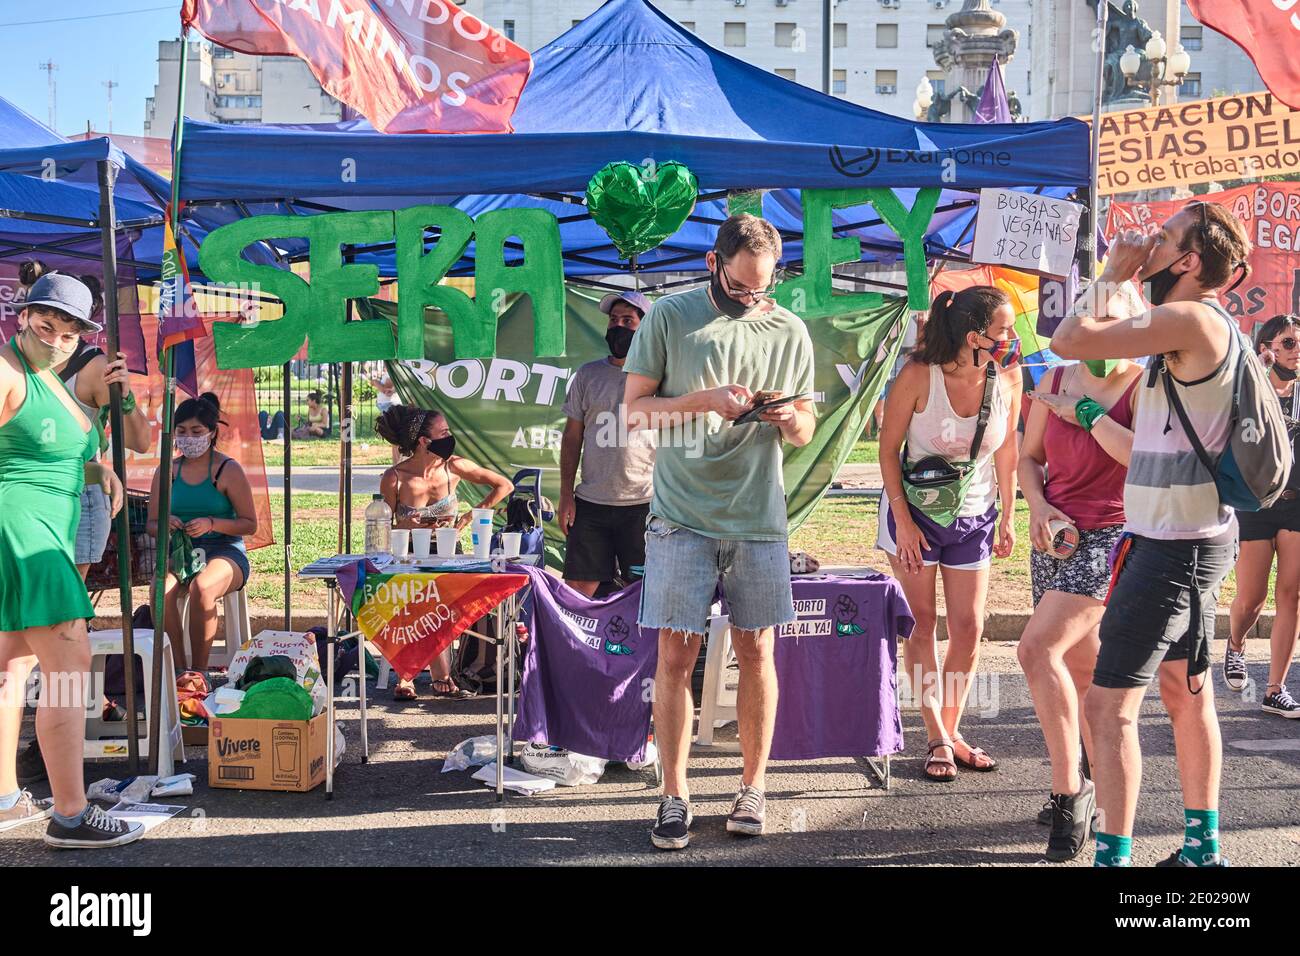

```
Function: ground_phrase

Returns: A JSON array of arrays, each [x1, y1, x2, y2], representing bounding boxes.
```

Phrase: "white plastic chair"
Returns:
[[84, 628, 185, 776], [179, 587, 251, 670]]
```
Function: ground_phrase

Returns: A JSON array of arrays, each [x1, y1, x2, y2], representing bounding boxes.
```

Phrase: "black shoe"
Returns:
[[1045, 778, 1096, 862], [1155, 848, 1231, 867], [16, 738, 46, 786], [1224, 642, 1248, 692], [1262, 686, 1300, 718], [44, 804, 145, 850], [650, 796, 692, 851], [726, 785, 766, 836], [1036, 799, 1053, 826]]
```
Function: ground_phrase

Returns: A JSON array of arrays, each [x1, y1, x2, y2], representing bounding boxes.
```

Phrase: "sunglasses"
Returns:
[[1276, 337, 1298, 351]]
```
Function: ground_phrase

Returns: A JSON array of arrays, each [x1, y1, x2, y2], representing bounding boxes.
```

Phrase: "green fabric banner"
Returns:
[[360, 286, 908, 568]]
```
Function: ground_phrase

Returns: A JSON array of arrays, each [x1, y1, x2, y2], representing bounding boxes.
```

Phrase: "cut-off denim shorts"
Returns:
[[637, 514, 796, 638]]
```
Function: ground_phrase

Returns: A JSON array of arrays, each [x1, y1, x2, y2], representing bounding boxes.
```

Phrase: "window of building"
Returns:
[[680, 21, 695, 32], [926, 70, 946, 98], [724, 22, 746, 46], [877, 23, 898, 48], [211, 45, 234, 59], [834, 23, 847, 48], [876, 69, 898, 94], [833, 69, 846, 95], [776, 68, 796, 81], [503, 19, 515, 41], [775, 22, 797, 47], [1181, 24, 1202, 50], [1180, 72, 1201, 97], [926, 23, 945, 48]]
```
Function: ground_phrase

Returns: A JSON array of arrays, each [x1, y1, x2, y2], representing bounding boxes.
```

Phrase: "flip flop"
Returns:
[[430, 678, 475, 700]]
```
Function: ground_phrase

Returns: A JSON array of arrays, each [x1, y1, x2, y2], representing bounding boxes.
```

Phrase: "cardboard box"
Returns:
[[208, 713, 328, 793], [182, 724, 208, 748]]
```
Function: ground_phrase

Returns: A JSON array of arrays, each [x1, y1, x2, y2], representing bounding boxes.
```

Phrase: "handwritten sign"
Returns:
[[971, 189, 1082, 279]]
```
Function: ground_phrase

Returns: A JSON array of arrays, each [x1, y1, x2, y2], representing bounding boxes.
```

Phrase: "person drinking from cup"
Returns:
[[148, 393, 258, 674], [877, 286, 1022, 783], [1224, 314, 1300, 717], [376, 405, 513, 701], [0, 272, 142, 848], [1017, 290, 1142, 861]]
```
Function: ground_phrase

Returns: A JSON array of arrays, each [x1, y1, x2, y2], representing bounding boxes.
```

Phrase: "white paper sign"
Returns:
[[971, 189, 1083, 279]]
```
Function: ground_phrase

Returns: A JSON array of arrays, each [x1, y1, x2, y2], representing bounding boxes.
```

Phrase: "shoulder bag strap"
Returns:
[[968, 361, 997, 461]]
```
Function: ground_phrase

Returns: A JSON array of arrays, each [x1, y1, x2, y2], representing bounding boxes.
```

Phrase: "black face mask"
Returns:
[[1145, 254, 1188, 306], [426, 435, 456, 460], [1276, 364, 1298, 383], [708, 267, 754, 319], [605, 325, 635, 359]]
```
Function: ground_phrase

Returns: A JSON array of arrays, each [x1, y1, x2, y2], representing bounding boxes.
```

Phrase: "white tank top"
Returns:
[[905, 361, 1009, 518]]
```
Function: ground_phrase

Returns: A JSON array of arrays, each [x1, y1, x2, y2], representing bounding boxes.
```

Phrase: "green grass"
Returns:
[[844, 439, 879, 464], [259, 442, 395, 468]]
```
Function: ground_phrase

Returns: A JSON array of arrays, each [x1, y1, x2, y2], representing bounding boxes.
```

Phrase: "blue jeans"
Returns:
[[637, 515, 795, 637]]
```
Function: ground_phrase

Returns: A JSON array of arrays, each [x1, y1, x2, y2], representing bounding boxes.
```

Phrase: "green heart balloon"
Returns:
[[585, 160, 698, 259]]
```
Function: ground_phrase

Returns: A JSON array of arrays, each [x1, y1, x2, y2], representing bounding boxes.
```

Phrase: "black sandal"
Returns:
[[430, 678, 475, 700], [924, 739, 958, 783], [951, 734, 998, 772]]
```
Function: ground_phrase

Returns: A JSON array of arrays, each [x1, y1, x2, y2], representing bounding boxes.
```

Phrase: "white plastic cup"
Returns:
[[501, 532, 522, 559], [390, 528, 411, 559], [471, 508, 494, 560], [436, 527, 459, 557], [411, 528, 433, 559]]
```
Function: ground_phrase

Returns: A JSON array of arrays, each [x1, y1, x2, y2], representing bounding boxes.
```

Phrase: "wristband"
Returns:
[[1075, 397, 1107, 432], [121, 390, 137, 415]]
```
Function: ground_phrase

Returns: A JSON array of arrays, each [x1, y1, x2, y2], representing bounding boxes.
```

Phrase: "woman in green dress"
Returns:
[[0, 273, 142, 848]]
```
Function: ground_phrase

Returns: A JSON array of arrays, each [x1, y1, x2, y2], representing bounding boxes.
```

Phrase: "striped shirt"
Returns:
[[1124, 303, 1239, 541]]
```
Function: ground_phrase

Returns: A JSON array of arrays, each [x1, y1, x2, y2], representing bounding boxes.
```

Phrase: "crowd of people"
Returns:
[[0, 202, 1294, 868]]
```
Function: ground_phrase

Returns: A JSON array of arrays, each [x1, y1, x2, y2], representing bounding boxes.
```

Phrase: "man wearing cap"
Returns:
[[558, 290, 657, 596]]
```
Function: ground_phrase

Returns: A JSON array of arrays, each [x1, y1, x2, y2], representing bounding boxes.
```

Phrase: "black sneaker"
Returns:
[[1224, 641, 1248, 692], [1045, 778, 1096, 862], [1036, 799, 1053, 826], [650, 796, 692, 850], [0, 791, 53, 833], [726, 784, 766, 836], [44, 804, 145, 850], [1156, 848, 1231, 867], [16, 738, 46, 786], [1262, 686, 1300, 718]]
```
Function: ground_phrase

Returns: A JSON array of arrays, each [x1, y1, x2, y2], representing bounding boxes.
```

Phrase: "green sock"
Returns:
[[1094, 832, 1132, 867], [1182, 809, 1221, 865]]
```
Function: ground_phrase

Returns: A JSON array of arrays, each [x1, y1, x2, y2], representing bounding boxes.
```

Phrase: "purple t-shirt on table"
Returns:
[[513, 567, 658, 763], [726, 572, 914, 760]]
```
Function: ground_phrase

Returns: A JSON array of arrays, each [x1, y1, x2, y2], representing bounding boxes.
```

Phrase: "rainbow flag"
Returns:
[[157, 215, 203, 396]]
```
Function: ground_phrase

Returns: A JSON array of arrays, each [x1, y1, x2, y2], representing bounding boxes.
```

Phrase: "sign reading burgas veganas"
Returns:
[[970, 188, 1082, 279]]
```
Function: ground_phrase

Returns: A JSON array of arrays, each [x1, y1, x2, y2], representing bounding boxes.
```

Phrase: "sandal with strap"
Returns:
[[924, 739, 957, 783], [392, 681, 418, 702], [430, 677, 475, 700], [951, 734, 998, 772]]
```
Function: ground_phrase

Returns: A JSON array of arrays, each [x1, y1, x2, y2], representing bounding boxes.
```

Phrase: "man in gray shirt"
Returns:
[[559, 290, 656, 597]]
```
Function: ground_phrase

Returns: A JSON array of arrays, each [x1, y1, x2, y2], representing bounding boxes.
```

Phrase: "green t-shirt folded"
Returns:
[[224, 677, 314, 722]]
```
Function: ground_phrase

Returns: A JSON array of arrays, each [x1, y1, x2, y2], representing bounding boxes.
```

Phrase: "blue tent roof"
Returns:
[[178, 0, 1088, 203]]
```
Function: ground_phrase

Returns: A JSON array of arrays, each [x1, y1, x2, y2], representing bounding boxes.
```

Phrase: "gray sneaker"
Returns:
[[0, 791, 53, 833], [650, 796, 693, 850], [726, 784, 766, 836], [44, 804, 145, 850]]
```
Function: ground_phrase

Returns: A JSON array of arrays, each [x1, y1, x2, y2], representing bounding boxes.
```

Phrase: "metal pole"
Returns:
[[148, 28, 190, 774], [342, 358, 353, 556], [97, 159, 137, 774], [283, 361, 292, 629], [822, 0, 833, 95], [1087, 0, 1109, 278]]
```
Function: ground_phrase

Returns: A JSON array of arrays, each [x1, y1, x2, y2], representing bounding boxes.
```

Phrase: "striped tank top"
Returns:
[[1124, 302, 1240, 540]]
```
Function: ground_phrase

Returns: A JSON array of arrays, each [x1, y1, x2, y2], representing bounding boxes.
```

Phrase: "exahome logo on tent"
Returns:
[[49, 886, 152, 936], [829, 145, 1013, 178]]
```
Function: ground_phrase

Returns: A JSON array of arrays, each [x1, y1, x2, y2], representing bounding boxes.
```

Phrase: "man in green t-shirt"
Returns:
[[623, 214, 816, 851]]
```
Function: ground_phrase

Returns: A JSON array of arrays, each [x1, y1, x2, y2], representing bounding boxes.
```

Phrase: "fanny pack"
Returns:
[[900, 362, 996, 528]]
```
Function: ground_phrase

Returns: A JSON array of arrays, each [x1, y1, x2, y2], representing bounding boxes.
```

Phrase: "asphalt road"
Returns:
[[4, 642, 1298, 867]]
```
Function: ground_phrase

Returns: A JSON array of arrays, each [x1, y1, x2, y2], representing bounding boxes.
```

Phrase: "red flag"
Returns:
[[1186, 0, 1300, 109], [181, 0, 532, 133]]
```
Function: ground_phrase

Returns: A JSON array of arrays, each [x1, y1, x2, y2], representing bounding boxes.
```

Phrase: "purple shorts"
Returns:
[[876, 495, 997, 571]]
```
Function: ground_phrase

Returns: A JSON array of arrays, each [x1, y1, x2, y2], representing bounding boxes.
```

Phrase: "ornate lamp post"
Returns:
[[1119, 30, 1192, 105]]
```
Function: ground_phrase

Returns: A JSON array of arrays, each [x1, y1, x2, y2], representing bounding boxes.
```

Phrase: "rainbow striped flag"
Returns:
[[157, 216, 203, 396]]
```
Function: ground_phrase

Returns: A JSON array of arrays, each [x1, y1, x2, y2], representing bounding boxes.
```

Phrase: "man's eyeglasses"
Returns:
[[717, 255, 778, 303]]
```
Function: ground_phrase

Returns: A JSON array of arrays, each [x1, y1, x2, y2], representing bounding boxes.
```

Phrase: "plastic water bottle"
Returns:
[[364, 494, 392, 556]]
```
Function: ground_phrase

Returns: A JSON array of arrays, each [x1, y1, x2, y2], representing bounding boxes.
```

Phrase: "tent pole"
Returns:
[[283, 361, 292, 629], [97, 159, 138, 774], [148, 27, 190, 773], [342, 354, 354, 557], [821, 0, 833, 95], [1087, 0, 1109, 278]]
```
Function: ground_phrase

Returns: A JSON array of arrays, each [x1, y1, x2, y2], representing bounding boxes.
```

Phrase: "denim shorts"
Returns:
[[638, 515, 796, 637], [74, 485, 111, 566]]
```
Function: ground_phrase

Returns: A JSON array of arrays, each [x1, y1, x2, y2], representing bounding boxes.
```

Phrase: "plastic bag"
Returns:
[[625, 739, 658, 772], [519, 743, 607, 786], [442, 735, 498, 773]]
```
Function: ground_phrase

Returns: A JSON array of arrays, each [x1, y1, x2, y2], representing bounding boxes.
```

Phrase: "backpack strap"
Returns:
[[1161, 368, 1218, 480], [56, 342, 103, 383], [968, 361, 998, 461]]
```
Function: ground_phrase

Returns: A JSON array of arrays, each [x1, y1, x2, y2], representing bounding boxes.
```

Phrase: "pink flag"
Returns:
[[182, 0, 532, 133]]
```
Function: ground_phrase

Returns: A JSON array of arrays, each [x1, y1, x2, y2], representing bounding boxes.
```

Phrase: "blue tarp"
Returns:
[[173, 0, 1088, 279]]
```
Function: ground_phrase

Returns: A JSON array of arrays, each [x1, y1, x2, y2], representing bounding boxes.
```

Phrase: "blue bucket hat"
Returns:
[[22, 273, 101, 332]]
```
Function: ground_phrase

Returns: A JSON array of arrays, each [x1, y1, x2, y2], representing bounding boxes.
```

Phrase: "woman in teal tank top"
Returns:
[[147, 392, 257, 673], [0, 285, 141, 847]]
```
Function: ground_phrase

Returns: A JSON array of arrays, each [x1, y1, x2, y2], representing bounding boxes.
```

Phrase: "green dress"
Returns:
[[0, 343, 96, 631]]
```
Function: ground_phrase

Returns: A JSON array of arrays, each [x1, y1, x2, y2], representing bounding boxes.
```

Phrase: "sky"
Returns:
[[0, 2, 183, 139]]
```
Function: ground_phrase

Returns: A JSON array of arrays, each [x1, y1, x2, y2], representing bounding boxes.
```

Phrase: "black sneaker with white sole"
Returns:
[[726, 785, 766, 836], [44, 804, 145, 849], [650, 796, 692, 850], [1262, 685, 1300, 718], [1224, 642, 1248, 692], [1045, 778, 1096, 862]]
